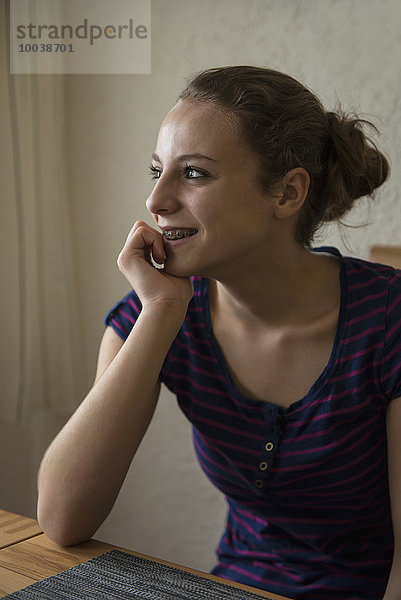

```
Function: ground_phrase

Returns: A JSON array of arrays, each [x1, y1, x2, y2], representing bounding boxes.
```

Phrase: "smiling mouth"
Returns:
[[162, 229, 198, 241]]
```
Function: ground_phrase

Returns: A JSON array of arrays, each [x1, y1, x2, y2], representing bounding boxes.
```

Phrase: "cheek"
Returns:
[[187, 193, 219, 227], [190, 184, 254, 236]]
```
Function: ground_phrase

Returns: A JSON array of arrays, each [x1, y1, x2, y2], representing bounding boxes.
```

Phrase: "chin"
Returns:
[[163, 260, 195, 279], [164, 255, 213, 279]]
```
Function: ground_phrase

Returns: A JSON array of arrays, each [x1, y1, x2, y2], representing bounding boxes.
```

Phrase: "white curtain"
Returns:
[[0, 0, 83, 514]]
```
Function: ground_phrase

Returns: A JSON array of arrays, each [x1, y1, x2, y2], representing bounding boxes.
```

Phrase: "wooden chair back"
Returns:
[[369, 246, 401, 269]]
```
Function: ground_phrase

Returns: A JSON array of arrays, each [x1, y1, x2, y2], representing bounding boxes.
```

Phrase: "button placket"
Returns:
[[254, 408, 283, 490]]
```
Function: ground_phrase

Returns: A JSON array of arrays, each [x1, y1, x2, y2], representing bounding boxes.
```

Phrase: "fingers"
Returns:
[[116, 221, 193, 310], [133, 221, 166, 265], [117, 221, 166, 273]]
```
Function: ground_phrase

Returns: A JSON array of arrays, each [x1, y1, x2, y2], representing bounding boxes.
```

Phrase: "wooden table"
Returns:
[[0, 511, 42, 550], [0, 510, 292, 599]]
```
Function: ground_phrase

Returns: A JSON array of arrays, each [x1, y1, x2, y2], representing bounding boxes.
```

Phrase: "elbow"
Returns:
[[42, 525, 92, 548], [37, 499, 94, 547], [38, 517, 93, 547]]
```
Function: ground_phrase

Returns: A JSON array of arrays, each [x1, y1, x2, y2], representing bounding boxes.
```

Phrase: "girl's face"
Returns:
[[146, 100, 280, 279]]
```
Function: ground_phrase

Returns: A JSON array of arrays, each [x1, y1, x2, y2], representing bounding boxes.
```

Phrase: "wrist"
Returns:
[[139, 301, 188, 330], [121, 302, 186, 361], [141, 298, 189, 319]]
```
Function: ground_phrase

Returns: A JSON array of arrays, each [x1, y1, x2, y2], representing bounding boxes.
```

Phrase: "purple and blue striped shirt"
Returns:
[[104, 247, 401, 600]]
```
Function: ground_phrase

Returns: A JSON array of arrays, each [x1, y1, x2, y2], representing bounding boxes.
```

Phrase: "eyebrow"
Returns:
[[151, 152, 217, 163]]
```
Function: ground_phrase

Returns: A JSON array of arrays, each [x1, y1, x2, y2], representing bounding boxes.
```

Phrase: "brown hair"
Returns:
[[178, 65, 389, 247]]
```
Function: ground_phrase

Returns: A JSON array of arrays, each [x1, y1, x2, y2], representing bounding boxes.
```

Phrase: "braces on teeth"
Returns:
[[163, 230, 196, 240]]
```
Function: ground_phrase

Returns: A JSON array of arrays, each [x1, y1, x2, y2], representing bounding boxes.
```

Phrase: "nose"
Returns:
[[146, 178, 180, 216]]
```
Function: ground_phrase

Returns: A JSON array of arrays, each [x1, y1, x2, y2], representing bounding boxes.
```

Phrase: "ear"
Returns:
[[273, 168, 310, 220]]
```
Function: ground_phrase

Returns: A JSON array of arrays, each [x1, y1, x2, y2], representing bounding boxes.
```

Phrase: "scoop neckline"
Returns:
[[200, 246, 347, 415]]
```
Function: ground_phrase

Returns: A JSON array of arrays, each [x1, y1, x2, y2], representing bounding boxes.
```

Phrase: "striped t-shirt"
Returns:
[[104, 246, 401, 600]]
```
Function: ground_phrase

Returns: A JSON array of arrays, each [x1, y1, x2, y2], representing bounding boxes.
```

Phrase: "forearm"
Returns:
[[37, 305, 184, 545]]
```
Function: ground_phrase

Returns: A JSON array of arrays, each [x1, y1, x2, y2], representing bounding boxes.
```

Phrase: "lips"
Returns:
[[162, 228, 198, 241]]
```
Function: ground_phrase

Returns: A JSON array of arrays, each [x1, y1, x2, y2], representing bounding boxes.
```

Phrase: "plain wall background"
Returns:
[[2, 0, 401, 574]]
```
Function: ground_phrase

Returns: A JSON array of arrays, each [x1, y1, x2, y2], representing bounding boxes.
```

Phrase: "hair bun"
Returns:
[[324, 110, 389, 221]]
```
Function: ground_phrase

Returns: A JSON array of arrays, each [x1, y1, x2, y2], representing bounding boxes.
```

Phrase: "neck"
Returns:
[[209, 242, 340, 329]]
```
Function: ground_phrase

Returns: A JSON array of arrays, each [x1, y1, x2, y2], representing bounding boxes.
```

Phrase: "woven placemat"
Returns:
[[5, 549, 272, 599]]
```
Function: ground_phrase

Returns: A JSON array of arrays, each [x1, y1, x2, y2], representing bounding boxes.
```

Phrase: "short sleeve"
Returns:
[[103, 289, 143, 342], [381, 269, 401, 400]]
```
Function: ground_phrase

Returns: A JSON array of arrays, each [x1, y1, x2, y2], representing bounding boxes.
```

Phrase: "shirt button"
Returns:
[[259, 461, 268, 471], [255, 480, 264, 488], [265, 442, 274, 452]]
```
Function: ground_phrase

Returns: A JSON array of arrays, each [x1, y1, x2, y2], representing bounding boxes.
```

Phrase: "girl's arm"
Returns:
[[383, 395, 401, 599], [37, 222, 193, 546], [37, 306, 186, 546]]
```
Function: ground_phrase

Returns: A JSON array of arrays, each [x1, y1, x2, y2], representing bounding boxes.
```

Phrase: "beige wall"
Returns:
[[2, 0, 401, 574]]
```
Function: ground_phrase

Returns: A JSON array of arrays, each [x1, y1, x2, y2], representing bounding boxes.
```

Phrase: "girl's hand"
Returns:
[[117, 221, 193, 312]]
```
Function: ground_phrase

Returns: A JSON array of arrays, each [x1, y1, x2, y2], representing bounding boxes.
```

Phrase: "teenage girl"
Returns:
[[37, 66, 401, 600]]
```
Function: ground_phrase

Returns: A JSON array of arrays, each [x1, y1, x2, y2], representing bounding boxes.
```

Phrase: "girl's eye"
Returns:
[[148, 165, 161, 180], [183, 164, 206, 179], [148, 164, 208, 181]]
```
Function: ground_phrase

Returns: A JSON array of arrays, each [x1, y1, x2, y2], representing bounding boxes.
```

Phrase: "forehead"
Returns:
[[155, 100, 251, 163]]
